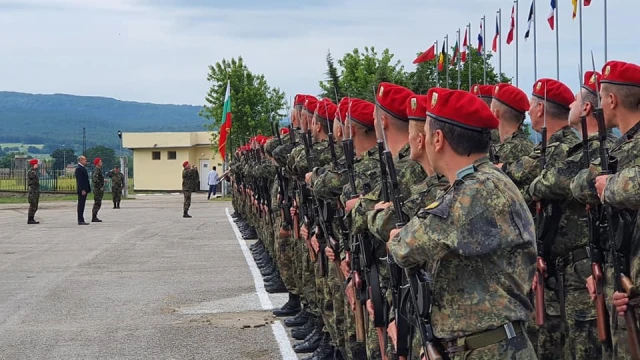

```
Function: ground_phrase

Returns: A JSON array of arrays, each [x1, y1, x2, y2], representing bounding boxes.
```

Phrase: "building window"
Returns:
[[152, 151, 161, 160], [168, 151, 177, 160]]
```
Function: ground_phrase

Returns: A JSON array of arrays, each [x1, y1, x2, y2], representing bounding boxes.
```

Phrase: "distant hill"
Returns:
[[0, 91, 209, 153]]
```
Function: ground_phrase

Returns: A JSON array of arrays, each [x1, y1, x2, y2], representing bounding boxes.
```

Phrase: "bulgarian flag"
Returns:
[[451, 40, 459, 65], [218, 80, 232, 160]]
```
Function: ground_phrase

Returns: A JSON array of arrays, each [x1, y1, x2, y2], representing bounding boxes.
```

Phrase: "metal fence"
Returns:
[[0, 169, 133, 193]]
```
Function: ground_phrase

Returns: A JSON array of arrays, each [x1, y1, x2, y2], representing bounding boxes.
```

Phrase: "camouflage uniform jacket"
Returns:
[[502, 125, 581, 204], [388, 157, 536, 339], [111, 172, 124, 191], [367, 174, 448, 243], [28, 168, 39, 193], [492, 127, 535, 164], [182, 168, 196, 191], [92, 167, 104, 192]]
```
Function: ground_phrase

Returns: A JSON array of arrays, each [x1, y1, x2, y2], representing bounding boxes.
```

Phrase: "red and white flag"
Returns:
[[506, 4, 515, 44]]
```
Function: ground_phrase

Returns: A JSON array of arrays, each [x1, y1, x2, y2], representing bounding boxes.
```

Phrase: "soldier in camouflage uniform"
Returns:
[[91, 157, 104, 223], [500, 79, 582, 359], [182, 160, 197, 218], [527, 74, 616, 359], [27, 158, 40, 224], [490, 83, 535, 164], [350, 83, 426, 360], [110, 166, 124, 209], [388, 87, 537, 360], [571, 60, 640, 360], [366, 94, 449, 359]]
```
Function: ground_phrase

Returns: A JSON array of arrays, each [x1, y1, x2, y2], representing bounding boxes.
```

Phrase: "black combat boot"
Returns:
[[284, 309, 310, 327], [263, 270, 281, 283], [117, 201, 121, 208], [265, 278, 287, 293], [27, 216, 39, 224], [293, 321, 323, 353], [91, 216, 102, 222], [302, 332, 333, 360], [183, 212, 192, 218], [291, 316, 316, 340], [113, 203, 117, 209], [272, 293, 301, 317]]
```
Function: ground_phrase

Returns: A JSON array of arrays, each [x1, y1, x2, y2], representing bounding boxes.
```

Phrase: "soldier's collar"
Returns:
[[455, 164, 477, 180]]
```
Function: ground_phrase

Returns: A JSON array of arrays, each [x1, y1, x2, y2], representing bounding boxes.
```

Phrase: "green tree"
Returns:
[[50, 148, 76, 170], [200, 57, 287, 155], [85, 145, 116, 170], [319, 46, 409, 102]]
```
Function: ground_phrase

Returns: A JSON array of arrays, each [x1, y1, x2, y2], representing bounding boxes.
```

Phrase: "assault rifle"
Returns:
[[577, 66, 611, 345], [342, 98, 366, 343]]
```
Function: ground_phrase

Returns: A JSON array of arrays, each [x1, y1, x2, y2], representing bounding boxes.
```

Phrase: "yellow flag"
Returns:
[[572, 0, 578, 19]]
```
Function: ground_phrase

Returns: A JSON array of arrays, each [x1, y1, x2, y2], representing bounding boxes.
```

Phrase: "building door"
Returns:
[[199, 160, 210, 191]]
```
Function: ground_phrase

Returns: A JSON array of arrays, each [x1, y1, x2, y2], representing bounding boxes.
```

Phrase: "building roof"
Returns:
[[122, 131, 216, 149]]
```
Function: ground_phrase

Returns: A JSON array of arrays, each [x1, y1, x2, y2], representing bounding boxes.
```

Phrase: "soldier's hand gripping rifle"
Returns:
[[342, 98, 366, 343], [591, 53, 640, 358], [578, 65, 611, 344]]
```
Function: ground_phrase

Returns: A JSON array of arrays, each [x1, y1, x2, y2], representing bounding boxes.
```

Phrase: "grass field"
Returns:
[[0, 177, 134, 192], [0, 192, 133, 204]]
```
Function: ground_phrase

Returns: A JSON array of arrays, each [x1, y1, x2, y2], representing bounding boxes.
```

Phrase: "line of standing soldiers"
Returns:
[[228, 59, 640, 360]]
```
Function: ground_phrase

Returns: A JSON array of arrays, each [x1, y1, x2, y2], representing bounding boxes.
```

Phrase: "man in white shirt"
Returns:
[[207, 166, 219, 200]]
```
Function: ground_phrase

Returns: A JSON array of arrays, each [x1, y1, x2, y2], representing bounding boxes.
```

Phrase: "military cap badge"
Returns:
[[536, 82, 542, 91], [589, 74, 596, 84], [378, 86, 384, 97], [410, 97, 417, 112], [604, 65, 611, 77], [494, 85, 499, 95], [431, 92, 438, 108]]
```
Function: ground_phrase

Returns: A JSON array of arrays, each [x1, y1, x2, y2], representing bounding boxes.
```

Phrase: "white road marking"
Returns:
[[225, 208, 298, 360]]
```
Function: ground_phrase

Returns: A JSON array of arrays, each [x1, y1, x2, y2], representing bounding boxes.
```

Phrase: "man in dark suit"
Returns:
[[75, 155, 91, 225]]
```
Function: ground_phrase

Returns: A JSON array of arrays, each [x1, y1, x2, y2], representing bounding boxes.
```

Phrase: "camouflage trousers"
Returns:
[[326, 264, 346, 349], [276, 226, 298, 294], [92, 189, 103, 217], [183, 191, 191, 213], [301, 242, 318, 315], [112, 188, 121, 205], [28, 190, 39, 217]]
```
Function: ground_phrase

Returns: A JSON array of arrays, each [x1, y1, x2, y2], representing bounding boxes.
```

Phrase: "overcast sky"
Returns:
[[0, 0, 634, 106]]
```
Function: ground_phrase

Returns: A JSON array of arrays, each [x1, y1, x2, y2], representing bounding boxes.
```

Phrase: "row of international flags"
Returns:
[[412, 0, 594, 71]]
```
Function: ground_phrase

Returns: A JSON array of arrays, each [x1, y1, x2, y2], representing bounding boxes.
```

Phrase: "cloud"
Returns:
[[0, 0, 636, 106]]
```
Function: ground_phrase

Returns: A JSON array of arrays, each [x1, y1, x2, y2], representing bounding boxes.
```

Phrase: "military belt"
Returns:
[[555, 247, 590, 269], [442, 321, 524, 354]]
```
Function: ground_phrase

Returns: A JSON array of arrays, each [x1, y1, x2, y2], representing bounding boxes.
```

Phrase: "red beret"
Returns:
[[302, 96, 319, 113], [375, 82, 414, 121], [316, 98, 337, 120], [601, 60, 640, 88], [582, 71, 602, 95], [406, 95, 429, 121], [280, 127, 290, 135], [337, 97, 350, 123], [493, 83, 530, 114], [426, 88, 499, 131], [348, 99, 375, 129], [294, 94, 306, 106], [532, 78, 574, 110], [29, 159, 38, 165], [471, 84, 494, 98], [93, 157, 101, 165], [182, 160, 189, 167]]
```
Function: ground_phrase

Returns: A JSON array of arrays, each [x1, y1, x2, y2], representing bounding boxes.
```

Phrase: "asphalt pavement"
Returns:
[[0, 193, 295, 360]]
